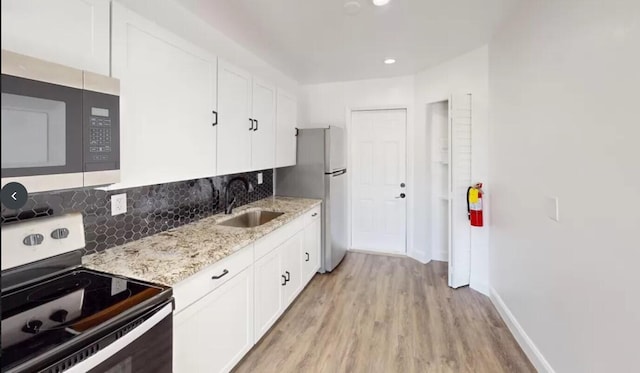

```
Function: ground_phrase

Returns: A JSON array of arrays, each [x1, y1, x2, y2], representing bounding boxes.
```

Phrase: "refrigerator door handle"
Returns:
[[328, 169, 347, 177]]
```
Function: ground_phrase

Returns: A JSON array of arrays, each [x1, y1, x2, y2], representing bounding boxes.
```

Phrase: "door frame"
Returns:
[[346, 105, 414, 256]]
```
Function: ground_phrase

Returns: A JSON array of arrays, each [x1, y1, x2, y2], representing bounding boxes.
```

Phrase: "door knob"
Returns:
[[395, 193, 406, 199], [400, 183, 405, 188]]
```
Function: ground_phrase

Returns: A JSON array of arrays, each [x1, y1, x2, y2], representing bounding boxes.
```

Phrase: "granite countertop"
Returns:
[[83, 196, 321, 286]]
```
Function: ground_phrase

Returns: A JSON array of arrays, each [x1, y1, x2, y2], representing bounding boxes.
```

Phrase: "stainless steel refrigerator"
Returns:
[[276, 126, 347, 272]]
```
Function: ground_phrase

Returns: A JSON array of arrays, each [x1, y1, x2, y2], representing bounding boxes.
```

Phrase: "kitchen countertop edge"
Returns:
[[82, 197, 322, 286]]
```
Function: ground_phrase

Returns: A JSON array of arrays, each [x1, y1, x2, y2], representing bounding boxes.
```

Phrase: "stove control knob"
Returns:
[[50, 309, 69, 323], [22, 320, 44, 334]]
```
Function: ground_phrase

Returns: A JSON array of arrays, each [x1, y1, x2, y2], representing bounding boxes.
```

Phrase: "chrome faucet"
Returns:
[[224, 176, 252, 214]]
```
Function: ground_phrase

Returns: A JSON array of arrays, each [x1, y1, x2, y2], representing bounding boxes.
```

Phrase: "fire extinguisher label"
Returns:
[[470, 200, 482, 210], [469, 188, 479, 203]]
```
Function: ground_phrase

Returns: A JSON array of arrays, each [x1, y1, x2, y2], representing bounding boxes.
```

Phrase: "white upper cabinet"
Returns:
[[217, 60, 290, 175], [1, 0, 110, 75], [276, 90, 298, 168], [251, 79, 276, 170], [111, 3, 218, 188], [217, 60, 253, 175]]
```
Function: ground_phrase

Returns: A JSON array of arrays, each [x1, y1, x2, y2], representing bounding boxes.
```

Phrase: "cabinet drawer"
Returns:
[[304, 205, 322, 226], [254, 216, 305, 260], [174, 244, 253, 314]]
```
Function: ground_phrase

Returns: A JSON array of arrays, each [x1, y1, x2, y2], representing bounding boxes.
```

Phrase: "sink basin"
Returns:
[[217, 210, 284, 228]]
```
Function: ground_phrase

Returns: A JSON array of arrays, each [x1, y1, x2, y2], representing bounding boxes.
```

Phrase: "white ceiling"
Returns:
[[177, 0, 518, 84]]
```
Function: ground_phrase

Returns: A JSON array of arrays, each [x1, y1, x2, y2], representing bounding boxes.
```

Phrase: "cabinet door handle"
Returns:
[[282, 275, 287, 286], [285, 271, 290, 281], [305, 252, 310, 262], [311, 213, 318, 217], [212, 110, 218, 126], [249, 118, 254, 130], [295, 128, 299, 137], [211, 269, 229, 280], [253, 119, 259, 131]]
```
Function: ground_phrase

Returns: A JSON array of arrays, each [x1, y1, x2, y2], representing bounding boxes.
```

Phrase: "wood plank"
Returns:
[[232, 253, 535, 373]]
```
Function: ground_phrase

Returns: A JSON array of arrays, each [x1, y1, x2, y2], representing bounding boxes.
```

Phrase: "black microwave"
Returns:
[[1, 50, 120, 193]]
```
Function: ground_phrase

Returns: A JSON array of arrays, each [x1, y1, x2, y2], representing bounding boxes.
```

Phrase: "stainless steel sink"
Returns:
[[217, 210, 284, 228]]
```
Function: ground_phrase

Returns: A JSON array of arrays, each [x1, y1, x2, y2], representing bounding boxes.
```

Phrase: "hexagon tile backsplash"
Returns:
[[0, 170, 273, 254]]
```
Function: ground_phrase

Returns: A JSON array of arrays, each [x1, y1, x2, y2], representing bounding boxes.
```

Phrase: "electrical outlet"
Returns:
[[111, 193, 127, 216], [257, 172, 263, 185]]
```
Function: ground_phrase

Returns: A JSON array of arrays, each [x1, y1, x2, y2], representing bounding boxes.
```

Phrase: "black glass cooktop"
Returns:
[[1, 268, 165, 371]]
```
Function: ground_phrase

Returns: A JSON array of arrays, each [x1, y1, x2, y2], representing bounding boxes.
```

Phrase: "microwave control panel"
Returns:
[[88, 117, 112, 161], [83, 90, 119, 171]]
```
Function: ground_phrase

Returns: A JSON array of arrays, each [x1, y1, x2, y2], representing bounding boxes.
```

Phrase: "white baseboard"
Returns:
[[490, 287, 555, 373], [407, 249, 429, 264], [470, 280, 489, 296], [348, 248, 406, 258]]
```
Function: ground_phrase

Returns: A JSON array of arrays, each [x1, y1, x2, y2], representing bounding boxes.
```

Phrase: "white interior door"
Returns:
[[351, 109, 407, 254], [448, 94, 472, 288]]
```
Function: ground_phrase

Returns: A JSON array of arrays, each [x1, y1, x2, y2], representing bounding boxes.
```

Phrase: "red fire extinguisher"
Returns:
[[467, 183, 484, 227]]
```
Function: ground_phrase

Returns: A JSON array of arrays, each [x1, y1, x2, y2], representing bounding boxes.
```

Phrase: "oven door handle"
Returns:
[[65, 302, 173, 373]]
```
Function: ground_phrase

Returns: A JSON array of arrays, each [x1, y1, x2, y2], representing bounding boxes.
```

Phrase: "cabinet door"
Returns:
[[281, 230, 304, 306], [217, 60, 253, 175], [303, 218, 321, 284], [251, 79, 276, 170], [111, 3, 217, 188], [1, 0, 110, 75], [275, 90, 298, 167], [174, 267, 254, 373], [253, 247, 283, 342]]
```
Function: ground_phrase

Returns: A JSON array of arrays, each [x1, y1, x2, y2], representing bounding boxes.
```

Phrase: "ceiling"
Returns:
[[177, 0, 518, 84]]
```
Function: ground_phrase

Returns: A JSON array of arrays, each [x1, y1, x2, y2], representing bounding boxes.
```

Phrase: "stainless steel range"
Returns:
[[0, 213, 174, 373]]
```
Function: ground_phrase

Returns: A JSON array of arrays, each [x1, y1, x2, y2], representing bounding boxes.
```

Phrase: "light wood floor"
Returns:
[[233, 253, 535, 373]]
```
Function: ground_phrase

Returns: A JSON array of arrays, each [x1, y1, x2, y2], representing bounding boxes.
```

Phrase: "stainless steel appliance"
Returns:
[[0, 213, 173, 373], [276, 126, 348, 272], [1, 50, 120, 193]]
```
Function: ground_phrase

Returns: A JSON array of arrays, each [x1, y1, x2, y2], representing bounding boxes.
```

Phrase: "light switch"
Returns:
[[257, 172, 263, 185], [545, 196, 559, 222], [111, 193, 127, 216]]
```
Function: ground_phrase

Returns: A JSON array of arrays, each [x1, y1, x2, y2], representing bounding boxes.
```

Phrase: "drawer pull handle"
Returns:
[[282, 275, 287, 286], [285, 271, 290, 281], [312, 213, 318, 217], [305, 252, 310, 262], [211, 269, 229, 280]]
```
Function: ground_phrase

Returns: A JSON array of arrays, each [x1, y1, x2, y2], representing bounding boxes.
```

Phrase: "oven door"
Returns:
[[61, 302, 173, 373], [1, 73, 84, 193]]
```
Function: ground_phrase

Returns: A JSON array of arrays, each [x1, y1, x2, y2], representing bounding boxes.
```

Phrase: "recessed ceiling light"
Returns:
[[373, 0, 391, 6], [384, 58, 396, 64], [343, 1, 362, 16]]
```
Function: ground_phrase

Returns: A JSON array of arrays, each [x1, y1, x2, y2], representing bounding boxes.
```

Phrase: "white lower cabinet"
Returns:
[[303, 215, 321, 284], [254, 230, 305, 342], [253, 247, 283, 341], [173, 206, 321, 373], [281, 231, 304, 305], [174, 266, 254, 373]]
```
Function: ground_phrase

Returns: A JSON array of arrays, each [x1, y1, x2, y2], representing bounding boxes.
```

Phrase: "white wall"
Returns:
[[299, 76, 415, 126], [115, 0, 298, 93], [415, 46, 490, 294], [298, 76, 423, 261], [489, 1, 640, 371]]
